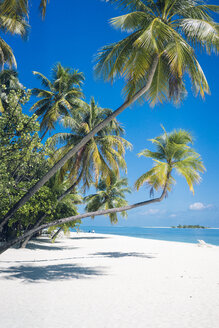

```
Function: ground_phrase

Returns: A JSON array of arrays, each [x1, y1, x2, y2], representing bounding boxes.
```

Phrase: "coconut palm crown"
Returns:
[[0, 0, 29, 68], [31, 63, 84, 139], [51, 97, 132, 190], [85, 174, 131, 223], [95, 0, 219, 104], [135, 127, 205, 195]]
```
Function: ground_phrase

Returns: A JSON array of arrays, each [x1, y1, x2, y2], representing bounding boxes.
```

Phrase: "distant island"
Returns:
[[171, 225, 208, 229]]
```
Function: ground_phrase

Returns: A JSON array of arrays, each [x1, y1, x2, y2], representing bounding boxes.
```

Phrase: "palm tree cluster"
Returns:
[[51, 97, 132, 190], [10, 127, 206, 250], [82, 128, 205, 226], [14, 64, 131, 244], [0, 0, 218, 252]]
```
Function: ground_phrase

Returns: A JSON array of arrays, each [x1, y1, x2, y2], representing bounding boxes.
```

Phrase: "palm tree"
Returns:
[[135, 127, 205, 194], [20, 176, 83, 248], [20, 98, 131, 246], [95, 0, 218, 103], [1, 0, 218, 229], [31, 63, 84, 139], [0, 128, 205, 254], [0, 0, 50, 68], [51, 97, 132, 190], [85, 175, 131, 224], [0, 1, 29, 68]]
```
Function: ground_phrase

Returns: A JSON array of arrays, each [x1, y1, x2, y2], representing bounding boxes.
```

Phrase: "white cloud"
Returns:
[[189, 202, 212, 211], [147, 209, 160, 215], [170, 214, 177, 218], [141, 208, 167, 216]]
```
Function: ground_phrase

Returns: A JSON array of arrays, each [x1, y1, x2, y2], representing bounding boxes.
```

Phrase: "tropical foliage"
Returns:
[[95, 0, 219, 104], [85, 174, 131, 223], [51, 97, 132, 190], [0, 69, 23, 111], [0, 1, 216, 253], [1, 1, 218, 225], [0, 1, 28, 68], [0, 84, 81, 242], [135, 128, 205, 195], [0, 0, 50, 69], [31, 63, 84, 139], [0, 0, 49, 19]]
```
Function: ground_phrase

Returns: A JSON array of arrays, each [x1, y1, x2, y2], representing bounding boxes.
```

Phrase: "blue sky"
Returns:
[[5, 0, 219, 227]]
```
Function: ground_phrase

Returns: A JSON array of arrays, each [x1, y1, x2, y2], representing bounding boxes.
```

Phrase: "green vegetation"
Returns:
[[172, 225, 208, 229], [2, 0, 218, 225], [0, 0, 218, 254], [0, 0, 49, 68], [31, 64, 84, 140], [0, 81, 82, 243], [135, 128, 205, 195], [85, 174, 131, 224]]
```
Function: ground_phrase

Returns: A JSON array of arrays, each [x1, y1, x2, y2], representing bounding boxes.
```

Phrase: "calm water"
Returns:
[[77, 226, 219, 246]]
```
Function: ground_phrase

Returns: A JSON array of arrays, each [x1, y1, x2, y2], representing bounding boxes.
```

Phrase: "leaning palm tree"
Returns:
[[0, 128, 205, 254], [85, 175, 131, 224], [95, 0, 218, 103], [1, 0, 218, 230], [20, 175, 83, 248], [20, 98, 131, 246], [31, 63, 84, 139], [135, 127, 205, 194]]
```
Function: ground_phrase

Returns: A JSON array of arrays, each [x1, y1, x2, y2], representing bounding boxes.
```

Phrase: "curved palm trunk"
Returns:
[[20, 213, 47, 248], [20, 163, 85, 248], [0, 174, 168, 255], [0, 56, 159, 231], [20, 182, 78, 248]]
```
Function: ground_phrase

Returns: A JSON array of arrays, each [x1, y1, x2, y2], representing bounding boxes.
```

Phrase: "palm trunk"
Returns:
[[20, 213, 47, 248], [51, 227, 62, 241], [0, 174, 168, 255], [0, 56, 159, 231], [20, 169, 84, 248]]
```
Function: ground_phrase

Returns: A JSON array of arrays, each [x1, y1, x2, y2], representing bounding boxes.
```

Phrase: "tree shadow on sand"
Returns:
[[0, 263, 104, 283], [12, 238, 78, 251], [24, 242, 78, 251], [92, 252, 156, 259]]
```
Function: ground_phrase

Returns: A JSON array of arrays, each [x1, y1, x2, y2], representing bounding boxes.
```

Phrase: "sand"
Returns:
[[0, 232, 219, 328]]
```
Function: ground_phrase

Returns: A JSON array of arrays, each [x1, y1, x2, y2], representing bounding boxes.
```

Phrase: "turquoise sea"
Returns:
[[78, 226, 219, 246]]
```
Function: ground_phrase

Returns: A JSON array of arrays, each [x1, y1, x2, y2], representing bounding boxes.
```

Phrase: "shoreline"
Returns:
[[78, 226, 219, 246], [76, 231, 210, 246], [1, 232, 219, 328]]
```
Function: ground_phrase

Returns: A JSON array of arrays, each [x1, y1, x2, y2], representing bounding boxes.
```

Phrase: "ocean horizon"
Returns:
[[74, 226, 219, 246]]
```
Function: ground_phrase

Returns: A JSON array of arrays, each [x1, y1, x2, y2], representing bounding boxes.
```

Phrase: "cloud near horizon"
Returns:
[[140, 208, 167, 216], [189, 202, 212, 211]]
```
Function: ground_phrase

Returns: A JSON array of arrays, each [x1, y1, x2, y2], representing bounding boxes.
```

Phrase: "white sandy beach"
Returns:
[[0, 232, 219, 328]]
